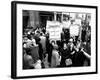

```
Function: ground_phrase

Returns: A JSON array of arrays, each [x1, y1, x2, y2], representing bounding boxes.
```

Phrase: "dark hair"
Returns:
[[51, 40, 55, 44], [25, 48, 31, 55], [35, 37, 41, 44], [27, 34, 31, 40], [77, 40, 81, 43], [36, 30, 40, 34], [63, 42, 67, 47], [40, 32, 43, 36]]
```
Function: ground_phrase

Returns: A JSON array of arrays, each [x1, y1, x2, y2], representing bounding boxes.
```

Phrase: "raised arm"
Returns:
[[81, 48, 91, 59]]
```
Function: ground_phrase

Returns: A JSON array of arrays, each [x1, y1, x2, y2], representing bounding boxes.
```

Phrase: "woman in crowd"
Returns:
[[51, 41, 61, 68], [35, 37, 43, 62], [68, 38, 75, 54], [46, 33, 53, 67], [60, 42, 72, 67], [23, 34, 42, 69], [72, 40, 86, 66], [39, 32, 46, 57], [72, 40, 91, 67], [23, 49, 35, 69]]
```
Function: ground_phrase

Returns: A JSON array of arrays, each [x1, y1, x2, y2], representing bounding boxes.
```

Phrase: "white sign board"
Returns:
[[70, 24, 80, 36], [46, 21, 62, 40]]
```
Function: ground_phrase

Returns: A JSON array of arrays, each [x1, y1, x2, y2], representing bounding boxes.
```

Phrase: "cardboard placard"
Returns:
[[46, 21, 62, 40]]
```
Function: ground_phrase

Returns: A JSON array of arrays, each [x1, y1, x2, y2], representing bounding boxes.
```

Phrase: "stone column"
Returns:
[[54, 12, 57, 21], [28, 11, 40, 29]]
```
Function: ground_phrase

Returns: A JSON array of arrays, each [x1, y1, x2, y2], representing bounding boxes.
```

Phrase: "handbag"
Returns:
[[65, 58, 72, 66]]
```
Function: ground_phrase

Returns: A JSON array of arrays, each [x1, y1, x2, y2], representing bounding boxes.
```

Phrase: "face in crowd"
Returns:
[[23, 37, 28, 43], [51, 41, 55, 46], [69, 38, 74, 48], [63, 43, 68, 50]]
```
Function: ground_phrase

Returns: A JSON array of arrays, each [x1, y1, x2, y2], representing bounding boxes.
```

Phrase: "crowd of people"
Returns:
[[23, 24, 91, 69]]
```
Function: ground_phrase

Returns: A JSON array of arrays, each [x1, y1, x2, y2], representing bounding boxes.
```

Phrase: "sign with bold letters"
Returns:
[[70, 24, 80, 36], [46, 21, 62, 40]]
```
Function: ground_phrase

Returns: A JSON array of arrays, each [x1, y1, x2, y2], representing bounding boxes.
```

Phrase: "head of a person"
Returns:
[[32, 39, 37, 46], [62, 27, 65, 32], [76, 40, 81, 49], [25, 48, 31, 55], [53, 44, 58, 50], [70, 20, 74, 24], [69, 38, 74, 44], [40, 32, 43, 36], [27, 34, 32, 40], [63, 42, 68, 50], [23, 49, 26, 54], [35, 37, 41, 44], [23, 36, 28, 43], [46, 32, 49, 38], [51, 40, 55, 46], [68, 38, 74, 48], [36, 30, 40, 34]]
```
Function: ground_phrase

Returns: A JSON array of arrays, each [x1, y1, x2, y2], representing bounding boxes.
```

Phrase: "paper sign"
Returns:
[[70, 24, 80, 36], [46, 21, 62, 40]]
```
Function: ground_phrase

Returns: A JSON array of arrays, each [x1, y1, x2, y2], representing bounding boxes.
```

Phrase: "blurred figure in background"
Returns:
[[60, 42, 72, 67], [51, 41, 61, 68], [72, 40, 91, 67], [23, 49, 35, 69], [39, 32, 46, 58]]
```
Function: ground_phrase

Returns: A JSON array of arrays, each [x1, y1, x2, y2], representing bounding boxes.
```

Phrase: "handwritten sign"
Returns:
[[46, 21, 62, 40], [70, 24, 80, 36]]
